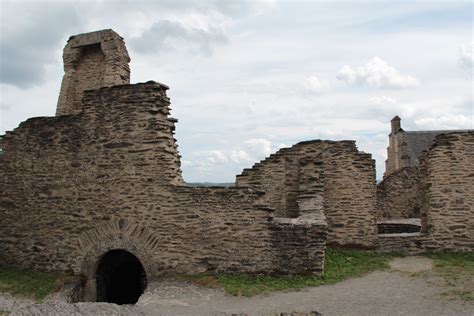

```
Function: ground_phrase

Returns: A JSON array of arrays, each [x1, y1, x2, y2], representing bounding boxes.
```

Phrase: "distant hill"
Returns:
[[185, 182, 235, 187]]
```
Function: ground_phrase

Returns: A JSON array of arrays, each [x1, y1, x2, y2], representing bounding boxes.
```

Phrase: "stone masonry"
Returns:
[[0, 81, 326, 279], [377, 167, 422, 219], [56, 29, 130, 116], [377, 131, 474, 253], [0, 31, 331, 301], [378, 116, 473, 253], [420, 132, 474, 251], [0, 29, 473, 303], [236, 140, 378, 248]]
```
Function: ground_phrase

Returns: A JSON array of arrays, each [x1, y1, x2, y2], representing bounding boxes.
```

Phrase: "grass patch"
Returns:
[[424, 251, 474, 270], [183, 249, 395, 296], [0, 266, 62, 301], [440, 290, 474, 301], [422, 251, 474, 302], [322, 248, 394, 283]]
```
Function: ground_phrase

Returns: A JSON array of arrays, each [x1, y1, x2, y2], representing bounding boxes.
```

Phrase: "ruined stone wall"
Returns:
[[237, 140, 377, 247], [56, 29, 130, 116], [236, 153, 286, 216], [0, 82, 327, 276], [171, 187, 326, 275], [236, 148, 304, 218], [377, 167, 423, 219], [421, 132, 474, 251], [0, 82, 182, 272]]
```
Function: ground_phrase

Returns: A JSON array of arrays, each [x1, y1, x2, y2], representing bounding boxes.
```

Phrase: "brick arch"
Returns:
[[76, 220, 160, 301]]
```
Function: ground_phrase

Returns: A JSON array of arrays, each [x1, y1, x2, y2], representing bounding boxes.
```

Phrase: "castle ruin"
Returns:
[[0, 30, 472, 305]]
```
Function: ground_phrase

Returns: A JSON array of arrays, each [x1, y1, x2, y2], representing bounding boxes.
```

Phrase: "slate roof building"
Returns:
[[384, 115, 473, 176]]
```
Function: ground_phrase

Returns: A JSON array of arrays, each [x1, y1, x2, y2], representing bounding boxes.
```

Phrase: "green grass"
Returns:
[[423, 251, 474, 302], [184, 249, 394, 296], [424, 251, 474, 269], [212, 251, 474, 297], [0, 266, 62, 301]]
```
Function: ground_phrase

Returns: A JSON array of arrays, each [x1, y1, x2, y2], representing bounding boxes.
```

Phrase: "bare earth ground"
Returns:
[[1, 257, 473, 316]]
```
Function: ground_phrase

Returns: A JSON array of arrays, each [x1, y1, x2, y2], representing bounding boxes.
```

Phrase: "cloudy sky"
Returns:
[[0, 0, 472, 182]]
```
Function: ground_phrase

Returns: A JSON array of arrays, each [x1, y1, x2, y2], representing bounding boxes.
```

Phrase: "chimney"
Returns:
[[391, 115, 401, 134]]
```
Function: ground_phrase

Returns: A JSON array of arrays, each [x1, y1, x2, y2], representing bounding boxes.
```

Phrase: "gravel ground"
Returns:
[[1, 257, 473, 316], [389, 256, 433, 273]]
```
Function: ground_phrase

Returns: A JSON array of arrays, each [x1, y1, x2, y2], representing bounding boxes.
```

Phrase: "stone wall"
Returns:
[[236, 140, 377, 248], [377, 167, 422, 219], [171, 187, 327, 276], [376, 132, 473, 253], [421, 132, 474, 251], [376, 233, 426, 254], [0, 82, 327, 276], [1, 82, 181, 273], [56, 29, 130, 116]]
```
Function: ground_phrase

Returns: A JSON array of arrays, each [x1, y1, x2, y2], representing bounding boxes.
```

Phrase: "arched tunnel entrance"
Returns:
[[95, 250, 147, 305]]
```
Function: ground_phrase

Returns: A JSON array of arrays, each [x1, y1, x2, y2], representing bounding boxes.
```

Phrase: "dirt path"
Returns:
[[389, 256, 433, 273], [136, 271, 473, 316], [2, 258, 473, 316]]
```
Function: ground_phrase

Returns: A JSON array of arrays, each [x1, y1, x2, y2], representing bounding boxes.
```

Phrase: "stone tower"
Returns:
[[56, 29, 131, 116]]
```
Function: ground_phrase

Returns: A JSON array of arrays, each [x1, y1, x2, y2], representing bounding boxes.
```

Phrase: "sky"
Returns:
[[0, 0, 473, 182]]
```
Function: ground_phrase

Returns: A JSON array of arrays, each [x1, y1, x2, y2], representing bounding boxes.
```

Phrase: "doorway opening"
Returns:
[[95, 249, 147, 304]]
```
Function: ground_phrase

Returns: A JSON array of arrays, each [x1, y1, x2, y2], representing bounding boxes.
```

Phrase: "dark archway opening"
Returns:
[[95, 250, 147, 305]]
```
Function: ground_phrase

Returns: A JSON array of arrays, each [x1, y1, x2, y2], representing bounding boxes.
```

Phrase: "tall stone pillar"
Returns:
[[56, 29, 131, 116]]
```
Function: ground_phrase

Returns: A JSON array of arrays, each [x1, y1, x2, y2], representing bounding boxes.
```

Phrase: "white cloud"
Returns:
[[130, 20, 227, 56], [186, 138, 277, 177], [336, 56, 420, 89], [304, 75, 330, 93], [230, 150, 252, 163], [243, 138, 273, 157], [181, 160, 192, 167], [459, 42, 473, 73], [369, 95, 397, 107], [214, 0, 276, 16], [206, 150, 228, 164], [414, 114, 473, 130]]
